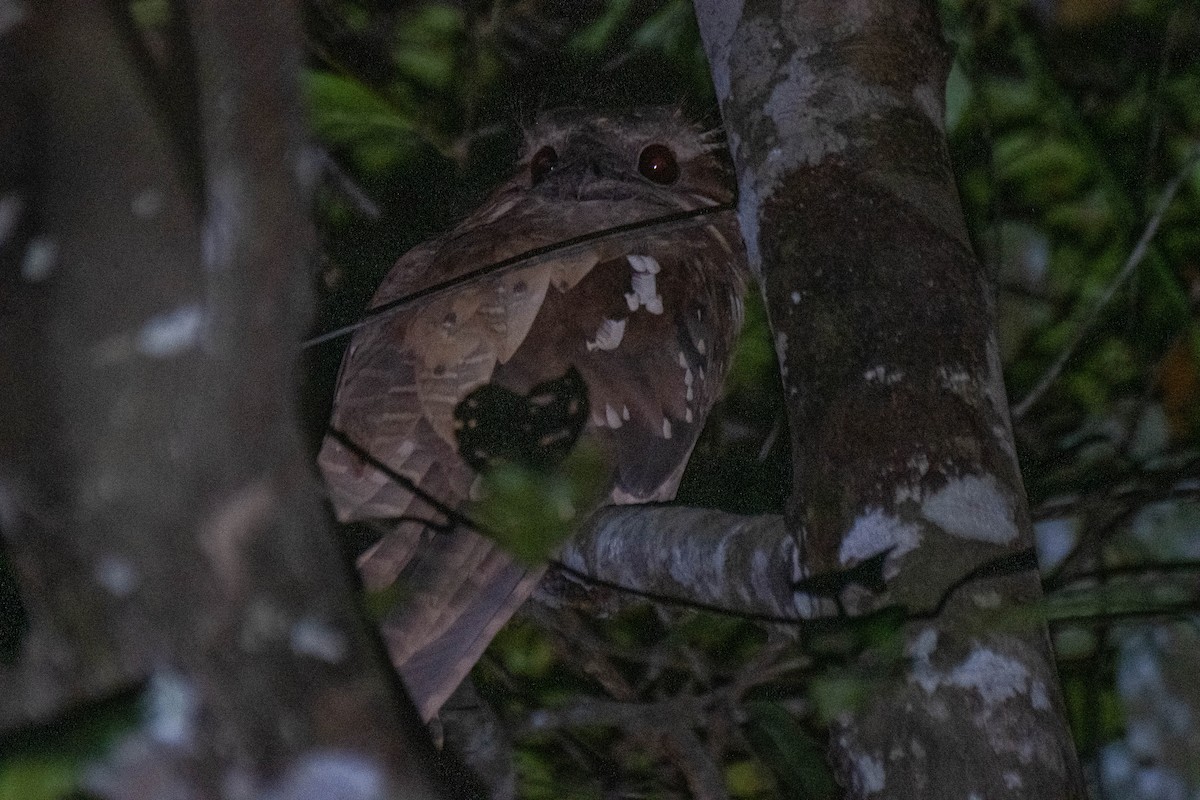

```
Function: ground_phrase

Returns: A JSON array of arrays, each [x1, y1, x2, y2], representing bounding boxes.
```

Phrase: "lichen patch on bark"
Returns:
[[838, 507, 922, 572], [921, 474, 1019, 545]]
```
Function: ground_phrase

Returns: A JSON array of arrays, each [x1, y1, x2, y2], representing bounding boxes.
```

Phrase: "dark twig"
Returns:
[[1033, 477, 1200, 522], [1054, 559, 1200, 588], [315, 147, 381, 219], [302, 204, 734, 348]]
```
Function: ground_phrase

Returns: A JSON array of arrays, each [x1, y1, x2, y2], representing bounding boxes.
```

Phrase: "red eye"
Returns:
[[530, 146, 558, 185], [638, 144, 679, 184]]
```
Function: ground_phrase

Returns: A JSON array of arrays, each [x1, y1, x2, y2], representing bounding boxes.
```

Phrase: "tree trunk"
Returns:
[[692, 1, 1086, 796], [0, 3, 459, 797]]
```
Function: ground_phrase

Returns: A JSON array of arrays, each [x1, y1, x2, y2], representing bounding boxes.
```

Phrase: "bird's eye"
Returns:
[[529, 146, 558, 185], [638, 144, 679, 185]]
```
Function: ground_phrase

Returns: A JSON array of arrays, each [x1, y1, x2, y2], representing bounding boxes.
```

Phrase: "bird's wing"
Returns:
[[318, 207, 745, 721]]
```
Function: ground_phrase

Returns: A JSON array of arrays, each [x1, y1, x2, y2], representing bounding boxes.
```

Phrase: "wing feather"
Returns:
[[318, 181, 746, 722]]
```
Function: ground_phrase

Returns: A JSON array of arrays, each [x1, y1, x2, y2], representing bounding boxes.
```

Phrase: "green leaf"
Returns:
[[0, 758, 76, 800], [997, 136, 1092, 203], [471, 441, 610, 563], [808, 673, 871, 724], [982, 78, 1043, 125], [130, 0, 169, 29], [492, 620, 556, 678], [630, 1, 699, 62], [0, 694, 138, 800], [743, 701, 836, 799], [944, 59, 973, 134], [570, 0, 635, 54], [726, 291, 776, 395], [392, 5, 466, 91], [725, 759, 773, 797], [1043, 190, 1115, 243], [304, 70, 421, 170]]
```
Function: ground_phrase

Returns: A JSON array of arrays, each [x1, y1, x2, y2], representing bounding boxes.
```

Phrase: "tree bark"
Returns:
[[690, 1, 1086, 796], [556, 506, 794, 618], [0, 3, 460, 797]]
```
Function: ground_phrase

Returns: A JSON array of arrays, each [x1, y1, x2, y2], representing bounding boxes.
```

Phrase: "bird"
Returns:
[[317, 107, 748, 722]]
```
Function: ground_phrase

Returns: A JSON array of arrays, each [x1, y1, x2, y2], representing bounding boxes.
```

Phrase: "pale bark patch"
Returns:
[[848, 751, 885, 794], [921, 474, 1018, 544], [136, 303, 205, 358], [290, 616, 349, 664], [863, 365, 903, 385], [838, 507, 921, 572], [143, 669, 201, 748], [21, 236, 57, 281], [911, 82, 945, 131], [911, 635, 1050, 716], [265, 751, 391, 800]]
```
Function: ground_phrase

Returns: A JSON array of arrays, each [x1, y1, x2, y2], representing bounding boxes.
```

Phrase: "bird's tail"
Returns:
[[320, 429, 541, 722], [364, 524, 544, 722]]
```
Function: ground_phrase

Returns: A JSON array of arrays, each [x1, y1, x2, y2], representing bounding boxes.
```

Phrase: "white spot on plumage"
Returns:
[[395, 440, 417, 462], [627, 254, 661, 274], [686, 385, 694, 402], [678, 352, 688, 368], [630, 273, 661, 311], [621, 404, 630, 421], [683, 368, 694, 387], [625, 255, 664, 314], [685, 408, 693, 423], [696, 339, 707, 355], [605, 404, 622, 428], [586, 317, 626, 351], [662, 418, 672, 439]]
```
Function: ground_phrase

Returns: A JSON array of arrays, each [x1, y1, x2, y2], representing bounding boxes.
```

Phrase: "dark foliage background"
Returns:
[[2, 1, 1198, 797]]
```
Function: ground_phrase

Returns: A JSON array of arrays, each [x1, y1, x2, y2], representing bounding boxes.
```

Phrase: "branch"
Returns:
[[315, 147, 382, 219], [554, 505, 801, 620]]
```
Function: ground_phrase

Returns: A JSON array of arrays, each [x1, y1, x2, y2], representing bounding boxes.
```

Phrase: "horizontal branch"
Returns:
[[553, 505, 804, 620]]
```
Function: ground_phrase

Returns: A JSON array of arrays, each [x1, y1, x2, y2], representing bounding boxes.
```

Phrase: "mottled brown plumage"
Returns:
[[318, 107, 748, 720]]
